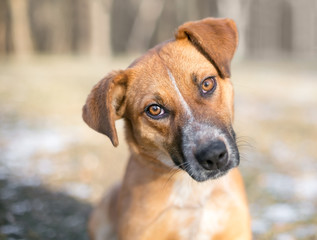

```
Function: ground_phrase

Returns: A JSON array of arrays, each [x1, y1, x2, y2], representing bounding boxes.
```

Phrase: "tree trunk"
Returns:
[[127, 0, 165, 53], [8, 0, 33, 58], [90, 0, 113, 58]]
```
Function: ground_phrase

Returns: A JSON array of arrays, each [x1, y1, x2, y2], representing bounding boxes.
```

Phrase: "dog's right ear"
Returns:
[[82, 70, 128, 147]]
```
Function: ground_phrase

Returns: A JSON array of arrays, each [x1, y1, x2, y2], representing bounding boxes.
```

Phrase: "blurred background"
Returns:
[[0, 0, 316, 239]]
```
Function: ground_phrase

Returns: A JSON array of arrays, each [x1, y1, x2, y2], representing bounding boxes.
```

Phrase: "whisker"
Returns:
[[239, 154, 252, 163], [234, 134, 256, 164], [236, 134, 256, 152], [162, 161, 190, 189]]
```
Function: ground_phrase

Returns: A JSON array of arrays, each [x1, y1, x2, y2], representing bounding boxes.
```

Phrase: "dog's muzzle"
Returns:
[[178, 122, 239, 182]]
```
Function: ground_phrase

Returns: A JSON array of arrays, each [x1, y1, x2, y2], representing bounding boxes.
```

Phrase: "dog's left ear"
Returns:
[[175, 17, 238, 79], [82, 70, 128, 147]]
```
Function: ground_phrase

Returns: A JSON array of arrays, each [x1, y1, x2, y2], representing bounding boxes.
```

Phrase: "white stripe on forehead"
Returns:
[[167, 68, 194, 119]]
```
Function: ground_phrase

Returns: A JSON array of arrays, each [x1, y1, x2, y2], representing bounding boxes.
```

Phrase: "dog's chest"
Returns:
[[165, 176, 230, 239], [166, 202, 227, 240]]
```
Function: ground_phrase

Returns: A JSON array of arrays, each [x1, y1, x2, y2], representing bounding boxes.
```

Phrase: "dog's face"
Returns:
[[83, 18, 239, 182]]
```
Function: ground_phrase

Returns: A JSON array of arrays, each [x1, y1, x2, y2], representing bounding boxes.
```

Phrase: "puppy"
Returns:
[[83, 17, 251, 240]]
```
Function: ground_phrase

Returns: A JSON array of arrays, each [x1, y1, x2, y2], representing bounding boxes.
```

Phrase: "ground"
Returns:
[[0, 56, 316, 239]]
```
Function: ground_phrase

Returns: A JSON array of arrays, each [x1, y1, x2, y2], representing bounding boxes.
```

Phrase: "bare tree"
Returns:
[[8, 0, 34, 58], [127, 0, 165, 53], [90, 0, 113, 58], [0, 1, 9, 54]]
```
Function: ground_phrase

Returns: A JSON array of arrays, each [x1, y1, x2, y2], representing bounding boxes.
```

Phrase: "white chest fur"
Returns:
[[168, 173, 233, 240]]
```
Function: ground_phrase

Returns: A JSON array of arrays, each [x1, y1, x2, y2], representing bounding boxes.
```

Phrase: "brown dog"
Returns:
[[83, 17, 251, 240]]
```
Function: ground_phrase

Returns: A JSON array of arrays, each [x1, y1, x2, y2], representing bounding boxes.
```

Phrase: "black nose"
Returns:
[[194, 141, 228, 171]]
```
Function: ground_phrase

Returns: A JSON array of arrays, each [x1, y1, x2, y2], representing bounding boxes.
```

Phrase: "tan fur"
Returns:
[[84, 18, 251, 240]]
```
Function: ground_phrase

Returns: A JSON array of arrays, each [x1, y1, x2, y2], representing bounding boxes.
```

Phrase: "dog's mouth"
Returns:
[[180, 155, 238, 182], [172, 124, 240, 182]]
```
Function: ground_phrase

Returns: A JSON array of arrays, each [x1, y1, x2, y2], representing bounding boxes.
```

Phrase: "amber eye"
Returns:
[[145, 104, 166, 119], [148, 105, 162, 115], [201, 77, 216, 94]]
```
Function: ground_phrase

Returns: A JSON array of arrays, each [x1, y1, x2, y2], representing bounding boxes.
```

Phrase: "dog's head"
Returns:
[[83, 18, 239, 182]]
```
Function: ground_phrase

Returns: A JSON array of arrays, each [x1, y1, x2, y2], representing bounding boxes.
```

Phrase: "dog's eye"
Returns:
[[201, 77, 216, 94], [145, 104, 166, 119]]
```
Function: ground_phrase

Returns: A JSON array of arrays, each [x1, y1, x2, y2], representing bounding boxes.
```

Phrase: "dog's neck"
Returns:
[[122, 152, 232, 208], [125, 151, 176, 181]]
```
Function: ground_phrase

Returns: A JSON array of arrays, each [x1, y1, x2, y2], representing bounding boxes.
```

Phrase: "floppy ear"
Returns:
[[82, 70, 128, 147], [175, 17, 238, 79]]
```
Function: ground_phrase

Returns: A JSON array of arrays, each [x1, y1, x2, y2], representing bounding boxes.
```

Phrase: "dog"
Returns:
[[83, 17, 251, 240]]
